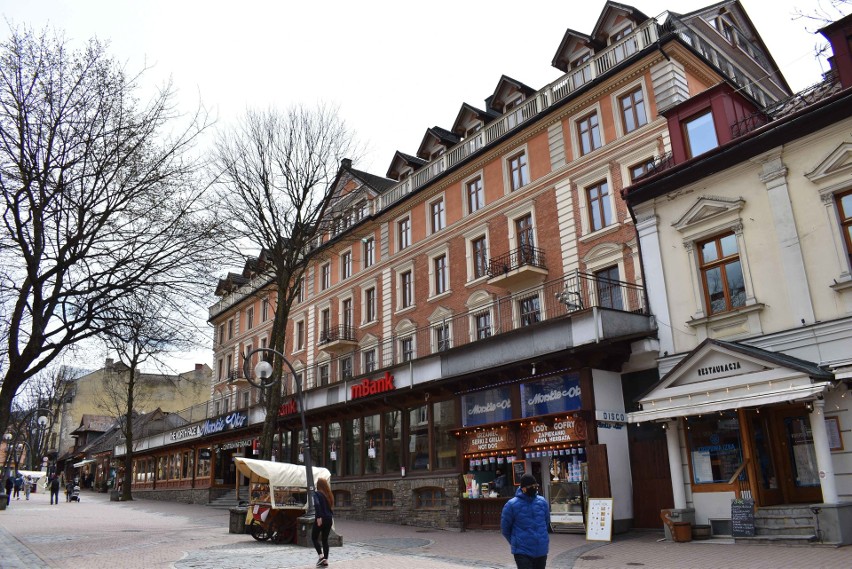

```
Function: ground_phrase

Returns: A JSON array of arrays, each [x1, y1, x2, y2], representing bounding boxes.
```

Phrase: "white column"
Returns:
[[665, 419, 687, 509], [809, 400, 838, 504]]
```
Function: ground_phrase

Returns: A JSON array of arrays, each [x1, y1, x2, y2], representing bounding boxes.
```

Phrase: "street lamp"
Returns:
[[240, 347, 315, 517]]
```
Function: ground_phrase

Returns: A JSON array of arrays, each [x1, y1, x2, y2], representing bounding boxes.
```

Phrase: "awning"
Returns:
[[72, 459, 97, 468], [628, 383, 830, 423]]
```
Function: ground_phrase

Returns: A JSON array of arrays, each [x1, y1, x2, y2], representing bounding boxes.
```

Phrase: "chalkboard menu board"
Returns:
[[512, 460, 527, 486], [731, 498, 755, 537]]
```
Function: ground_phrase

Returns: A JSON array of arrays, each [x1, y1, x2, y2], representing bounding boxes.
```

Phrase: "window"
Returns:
[[415, 488, 447, 509], [508, 151, 529, 191], [226, 354, 233, 378], [619, 88, 647, 133], [261, 298, 269, 322], [364, 287, 376, 323], [408, 405, 429, 470], [342, 298, 353, 331], [400, 270, 413, 309], [433, 254, 447, 295], [341, 251, 352, 280], [320, 308, 331, 341], [217, 359, 224, 381], [435, 324, 450, 352], [319, 364, 330, 387], [684, 110, 718, 158], [364, 349, 377, 373], [430, 199, 446, 233], [364, 414, 380, 474], [570, 53, 592, 88], [366, 489, 394, 508], [594, 266, 624, 310], [519, 294, 541, 326], [629, 158, 656, 182], [515, 213, 535, 260], [472, 236, 488, 279], [398, 217, 411, 250], [333, 490, 351, 508], [475, 312, 492, 339], [296, 321, 305, 351], [321, 263, 331, 290], [586, 181, 612, 232], [340, 356, 353, 380], [227, 319, 234, 340], [246, 307, 254, 330], [611, 25, 637, 61], [687, 414, 743, 484], [433, 399, 457, 469], [837, 190, 852, 269], [384, 410, 401, 472], [218, 324, 225, 345], [467, 177, 484, 213], [577, 112, 601, 155], [400, 336, 414, 362], [363, 237, 375, 268], [699, 233, 746, 314], [296, 278, 305, 303]]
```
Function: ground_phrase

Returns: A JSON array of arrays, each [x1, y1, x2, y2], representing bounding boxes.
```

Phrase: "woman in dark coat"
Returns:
[[311, 477, 334, 567]]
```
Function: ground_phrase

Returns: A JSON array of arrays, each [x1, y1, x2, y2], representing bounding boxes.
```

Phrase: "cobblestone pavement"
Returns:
[[1, 490, 851, 568]]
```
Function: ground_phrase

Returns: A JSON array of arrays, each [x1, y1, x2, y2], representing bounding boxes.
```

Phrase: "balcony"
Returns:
[[318, 325, 359, 354], [487, 246, 547, 291]]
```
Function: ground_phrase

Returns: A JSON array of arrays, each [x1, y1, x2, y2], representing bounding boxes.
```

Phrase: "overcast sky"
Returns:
[[3, 0, 848, 372]]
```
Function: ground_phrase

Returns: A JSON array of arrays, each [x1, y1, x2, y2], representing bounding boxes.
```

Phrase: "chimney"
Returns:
[[341, 158, 352, 170], [105, 358, 114, 368], [195, 363, 204, 371], [819, 13, 852, 89]]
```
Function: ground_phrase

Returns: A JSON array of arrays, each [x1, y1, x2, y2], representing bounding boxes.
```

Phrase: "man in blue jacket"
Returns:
[[501, 473, 550, 569]]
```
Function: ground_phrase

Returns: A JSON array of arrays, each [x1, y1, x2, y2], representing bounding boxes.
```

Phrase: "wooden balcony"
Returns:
[[487, 246, 548, 291], [318, 325, 358, 354]]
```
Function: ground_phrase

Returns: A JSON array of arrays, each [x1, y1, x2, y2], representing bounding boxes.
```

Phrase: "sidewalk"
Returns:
[[0, 489, 850, 568]]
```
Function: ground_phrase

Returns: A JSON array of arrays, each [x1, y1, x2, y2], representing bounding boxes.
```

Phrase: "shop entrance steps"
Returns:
[[207, 488, 240, 510], [735, 504, 818, 545]]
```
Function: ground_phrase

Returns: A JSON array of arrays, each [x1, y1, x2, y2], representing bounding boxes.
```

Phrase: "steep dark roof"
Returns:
[[348, 167, 396, 193]]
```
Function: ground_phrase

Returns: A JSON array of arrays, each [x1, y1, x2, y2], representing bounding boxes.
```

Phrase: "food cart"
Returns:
[[233, 457, 331, 544]]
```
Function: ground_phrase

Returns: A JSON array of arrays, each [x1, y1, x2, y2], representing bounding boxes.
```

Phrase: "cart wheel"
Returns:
[[272, 519, 296, 544], [250, 522, 271, 542]]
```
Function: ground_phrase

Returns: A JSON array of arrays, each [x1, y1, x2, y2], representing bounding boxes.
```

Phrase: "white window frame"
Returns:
[[320, 262, 331, 291], [569, 103, 605, 159], [360, 279, 378, 326], [340, 249, 353, 280], [428, 194, 447, 234], [362, 236, 375, 269], [503, 144, 531, 194], [503, 201, 538, 255], [574, 165, 619, 239], [340, 293, 354, 333], [427, 245, 451, 300], [397, 214, 412, 252], [462, 170, 485, 215], [395, 319, 416, 364], [466, 291, 495, 342], [611, 79, 650, 138], [293, 317, 306, 353], [463, 224, 491, 284], [394, 261, 415, 313]]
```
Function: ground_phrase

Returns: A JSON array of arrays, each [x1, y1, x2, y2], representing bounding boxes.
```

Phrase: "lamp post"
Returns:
[[239, 347, 315, 517]]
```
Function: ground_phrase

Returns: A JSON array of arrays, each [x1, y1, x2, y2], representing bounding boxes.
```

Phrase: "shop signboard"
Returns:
[[521, 374, 581, 417], [462, 428, 517, 454], [462, 386, 512, 427], [520, 416, 587, 447]]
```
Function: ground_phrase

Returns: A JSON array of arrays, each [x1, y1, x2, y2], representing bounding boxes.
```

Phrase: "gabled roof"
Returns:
[[215, 272, 250, 297], [451, 103, 501, 137], [416, 126, 461, 160], [386, 151, 428, 181], [71, 414, 115, 436], [629, 339, 834, 422], [346, 165, 396, 193], [551, 28, 594, 72], [488, 75, 537, 112], [589, 1, 649, 42]]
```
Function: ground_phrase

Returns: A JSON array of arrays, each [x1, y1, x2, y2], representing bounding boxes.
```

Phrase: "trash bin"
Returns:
[[661, 509, 693, 542], [296, 514, 315, 547], [229, 507, 248, 534]]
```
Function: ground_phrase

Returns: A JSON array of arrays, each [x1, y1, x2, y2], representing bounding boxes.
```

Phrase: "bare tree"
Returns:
[[212, 104, 360, 459], [0, 25, 230, 438], [96, 290, 201, 501]]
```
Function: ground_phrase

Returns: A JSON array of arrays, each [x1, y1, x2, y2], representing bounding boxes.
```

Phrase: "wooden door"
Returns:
[[743, 410, 783, 506], [770, 406, 823, 504], [628, 424, 674, 528]]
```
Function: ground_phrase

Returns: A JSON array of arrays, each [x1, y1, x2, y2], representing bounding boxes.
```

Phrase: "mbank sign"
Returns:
[[351, 372, 394, 399]]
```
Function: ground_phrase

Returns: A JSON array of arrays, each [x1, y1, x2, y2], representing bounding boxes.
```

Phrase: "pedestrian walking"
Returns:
[[13, 472, 23, 499], [4, 475, 12, 506], [311, 477, 334, 567], [49, 475, 61, 505], [24, 475, 32, 500], [501, 473, 551, 569]]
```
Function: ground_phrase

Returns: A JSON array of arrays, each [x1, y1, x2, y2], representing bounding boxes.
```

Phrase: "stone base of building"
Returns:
[[131, 487, 212, 505]]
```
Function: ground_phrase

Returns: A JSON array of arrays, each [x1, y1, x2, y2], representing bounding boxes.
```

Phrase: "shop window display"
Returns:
[[384, 410, 402, 472], [687, 414, 743, 484], [409, 405, 429, 471], [344, 418, 362, 476], [364, 414, 381, 474], [327, 422, 341, 475]]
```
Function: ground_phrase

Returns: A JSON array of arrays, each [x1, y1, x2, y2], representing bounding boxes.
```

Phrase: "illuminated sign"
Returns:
[[278, 398, 298, 417], [351, 372, 394, 399], [199, 411, 248, 436]]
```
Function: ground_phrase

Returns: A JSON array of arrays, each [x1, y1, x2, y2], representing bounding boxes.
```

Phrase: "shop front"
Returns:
[[456, 373, 591, 532], [629, 339, 852, 544]]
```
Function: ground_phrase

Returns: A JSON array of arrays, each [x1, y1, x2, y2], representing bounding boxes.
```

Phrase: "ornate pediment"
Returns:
[[672, 196, 744, 232], [805, 141, 852, 183]]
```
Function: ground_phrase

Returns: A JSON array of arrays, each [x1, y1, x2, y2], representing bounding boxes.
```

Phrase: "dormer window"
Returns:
[[611, 25, 637, 62], [684, 110, 719, 158], [505, 97, 525, 129], [570, 52, 592, 88]]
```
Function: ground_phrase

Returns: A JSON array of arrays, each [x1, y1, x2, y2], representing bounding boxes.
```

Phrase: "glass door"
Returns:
[[770, 406, 823, 503], [747, 411, 783, 506]]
